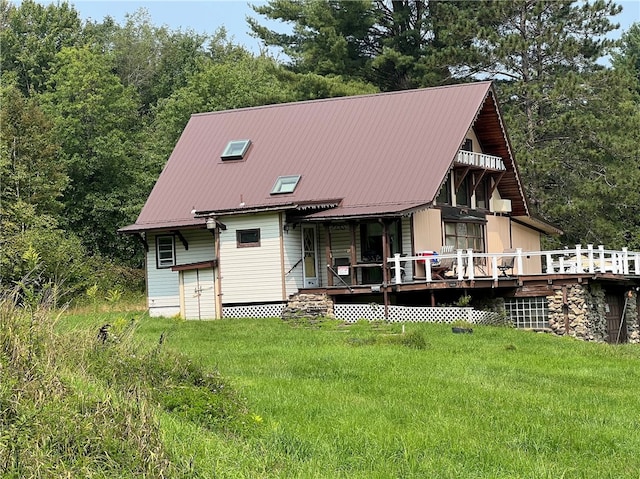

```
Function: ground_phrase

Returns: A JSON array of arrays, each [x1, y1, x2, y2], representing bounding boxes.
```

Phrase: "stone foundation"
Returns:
[[625, 290, 639, 344], [282, 293, 335, 320], [547, 284, 639, 343]]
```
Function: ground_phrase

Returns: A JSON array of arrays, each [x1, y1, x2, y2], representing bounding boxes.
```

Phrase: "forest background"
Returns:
[[1, 0, 639, 302]]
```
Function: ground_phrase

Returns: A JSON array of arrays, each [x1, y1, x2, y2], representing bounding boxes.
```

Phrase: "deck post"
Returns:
[[587, 244, 594, 273], [457, 249, 464, 280], [575, 244, 584, 273], [425, 258, 432, 282], [466, 249, 474, 280], [492, 256, 498, 280], [623, 247, 629, 275], [393, 253, 402, 284], [598, 245, 606, 272], [516, 248, 523, 276], [545, 253, 554, 274]]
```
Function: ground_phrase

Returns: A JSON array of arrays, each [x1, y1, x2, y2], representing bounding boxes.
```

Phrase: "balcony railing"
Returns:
[[456, 150, 505, 171], [389, 244, 640, 284]]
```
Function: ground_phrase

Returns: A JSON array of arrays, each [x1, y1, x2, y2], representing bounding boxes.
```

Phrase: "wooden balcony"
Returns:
[[455, 150, 505, 171]]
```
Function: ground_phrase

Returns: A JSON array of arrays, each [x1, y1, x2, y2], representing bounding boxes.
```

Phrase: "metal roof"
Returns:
[[121, 81, 529, 233]]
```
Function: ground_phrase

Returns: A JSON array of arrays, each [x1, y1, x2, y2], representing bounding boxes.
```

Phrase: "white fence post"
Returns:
[[575, 244, 583, 273], [623, 247, 629, 275], [393, 253, 402, 284], [516, 248, 523, 276], [425, 257, 432, 282], [545, 252, 554, 274], [457, 249, 464, 280], [587, 244, 594, 274], [598, 245, 605, 272], [466, 249, 474, 280], [492, 256, 498, 280]]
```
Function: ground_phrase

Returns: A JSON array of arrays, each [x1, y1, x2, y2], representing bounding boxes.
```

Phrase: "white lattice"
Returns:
[[333, 304, 499, 324], [223, 303, 286, 318]]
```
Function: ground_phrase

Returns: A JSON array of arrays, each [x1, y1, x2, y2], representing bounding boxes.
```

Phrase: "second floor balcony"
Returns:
[[455, 150, 505, 171]]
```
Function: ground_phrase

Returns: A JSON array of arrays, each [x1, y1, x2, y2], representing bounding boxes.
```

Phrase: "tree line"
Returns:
[[1, 0, 639, 300]]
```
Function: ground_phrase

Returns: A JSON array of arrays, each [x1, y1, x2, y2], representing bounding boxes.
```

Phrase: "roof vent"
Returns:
[[221, 140, 251, 160]]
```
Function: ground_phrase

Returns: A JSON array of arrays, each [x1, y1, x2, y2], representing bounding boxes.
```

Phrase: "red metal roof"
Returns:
[[121, 81, 525, 232]]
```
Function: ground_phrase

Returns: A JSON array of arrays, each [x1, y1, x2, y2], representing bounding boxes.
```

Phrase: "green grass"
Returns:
[[113, 314, 640, 478], [17, 305, 640, 478]]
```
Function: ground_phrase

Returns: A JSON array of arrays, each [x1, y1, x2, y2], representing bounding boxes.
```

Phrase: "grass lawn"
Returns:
[[63, 311, 640, 478]]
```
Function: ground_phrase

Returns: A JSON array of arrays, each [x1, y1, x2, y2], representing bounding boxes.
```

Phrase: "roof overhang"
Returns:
[[512, 216, 563, 235]]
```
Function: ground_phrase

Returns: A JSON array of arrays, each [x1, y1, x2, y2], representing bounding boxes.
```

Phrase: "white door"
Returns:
[[182, 268, 216, 320], [302, 225, 319, 287]]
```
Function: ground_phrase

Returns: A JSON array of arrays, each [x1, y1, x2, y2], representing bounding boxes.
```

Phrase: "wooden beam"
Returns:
[[171, 230, 188, 250]]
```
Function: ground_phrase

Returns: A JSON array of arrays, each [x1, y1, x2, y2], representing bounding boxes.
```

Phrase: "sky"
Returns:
[[32, 0, 639, 56]]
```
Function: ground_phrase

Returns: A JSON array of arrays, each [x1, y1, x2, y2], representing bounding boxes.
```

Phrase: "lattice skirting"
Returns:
[[334, 304, 499, 324], [223, 303, 286, 318]]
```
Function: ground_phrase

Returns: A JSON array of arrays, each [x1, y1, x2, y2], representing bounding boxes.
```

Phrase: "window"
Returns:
[[271, 175, 301, 194], [156, 235, 175, 268], [237, 228, 260, 247], [436, 173, 451, 205], [221, 140, 251, 160], [455, 171, 470, 206], [505, 297, 549, 329], [475, 176, 489, 210], [444, 221, 485, 252], [463, 138, 473, 151]]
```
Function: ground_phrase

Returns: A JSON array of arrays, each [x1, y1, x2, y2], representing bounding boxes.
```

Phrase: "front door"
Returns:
[[182, 268, 216, 320], [302, 225, 318, 287], [605, 293, 626, 344]]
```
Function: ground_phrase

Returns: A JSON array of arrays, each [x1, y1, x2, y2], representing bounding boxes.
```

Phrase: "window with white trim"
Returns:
[[271, 175, 301, 194], [444, 221, 485, 252], [221, 140, 251, 160], [156, 235, 175, 268]]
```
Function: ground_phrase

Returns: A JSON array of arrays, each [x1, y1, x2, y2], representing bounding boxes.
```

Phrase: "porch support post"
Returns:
[[349, 222, 357, 284], [214, 225, 223, 319], [325, 223, 333, 287], [381, 220, 389, 321], [587, 244, 594, 273], [457, 249, 464, 280]]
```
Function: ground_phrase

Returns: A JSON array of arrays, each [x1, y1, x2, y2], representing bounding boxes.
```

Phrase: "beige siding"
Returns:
[[512, 221, 543, 274], [486, 215, 511, 254], [413, 208, 442, 252], [219, 213, 284, 304]]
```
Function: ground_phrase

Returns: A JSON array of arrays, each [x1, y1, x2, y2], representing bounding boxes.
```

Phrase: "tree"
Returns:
[[248, 0, 488, 90], [42, 47, 145, 261], [0, 0, 83, 95]]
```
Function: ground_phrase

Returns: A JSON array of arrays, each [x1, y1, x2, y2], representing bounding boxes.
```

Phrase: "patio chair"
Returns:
[[497, 249, 516, 277], [432, 245, 455, 279]]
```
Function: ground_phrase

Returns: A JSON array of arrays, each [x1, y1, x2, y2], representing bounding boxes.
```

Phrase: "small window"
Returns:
[[237, 228, 260, 247], [221, 140, 251, 160], [156, 235, 175, 268], [271, 175, 301, 194]]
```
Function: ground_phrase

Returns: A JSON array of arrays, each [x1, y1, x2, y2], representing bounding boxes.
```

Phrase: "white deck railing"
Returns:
[[389, 244, 640, 284], [455, 150, 506, 171]]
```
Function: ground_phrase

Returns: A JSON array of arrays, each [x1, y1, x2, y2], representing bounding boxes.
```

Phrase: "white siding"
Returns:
[[182, 268, 216, 320], [282, 219, 304, 295], [147, 229, 216, 318], [219, 213, 284, 304], [147, 232, 180, 317]]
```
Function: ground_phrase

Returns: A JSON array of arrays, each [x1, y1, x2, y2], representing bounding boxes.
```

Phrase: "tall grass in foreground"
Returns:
[[0, 286, 254, 478], [125, 316, 640, 479]]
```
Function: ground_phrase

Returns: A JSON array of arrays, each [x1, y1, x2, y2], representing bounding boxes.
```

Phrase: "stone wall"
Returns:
[[282, 293, 335, 320], [547, 284, 607, 342], [625, 290, 639, 344]]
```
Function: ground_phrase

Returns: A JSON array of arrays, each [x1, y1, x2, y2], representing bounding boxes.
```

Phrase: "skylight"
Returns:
[[271, 175, 301, 195], [221, 140, 251, 160]]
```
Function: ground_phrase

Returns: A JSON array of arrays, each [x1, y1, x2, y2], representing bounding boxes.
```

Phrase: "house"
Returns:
[[120, 82, 639, 343]]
